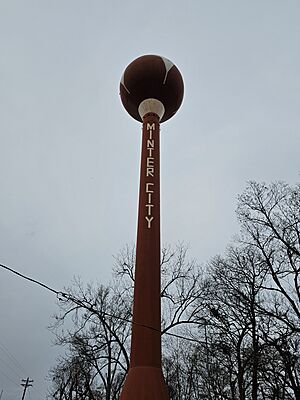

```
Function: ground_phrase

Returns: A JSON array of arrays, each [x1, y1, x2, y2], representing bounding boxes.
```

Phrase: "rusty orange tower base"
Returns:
[[119, 55, 184, 400]]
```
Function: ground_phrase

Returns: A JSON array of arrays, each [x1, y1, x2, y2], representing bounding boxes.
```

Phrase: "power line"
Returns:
[[0, 263, 58, 295], [0, 342, 28, 377], [0, 366, 19, 387], [0, 356, 23, 380], [0, 262, 200, 344]]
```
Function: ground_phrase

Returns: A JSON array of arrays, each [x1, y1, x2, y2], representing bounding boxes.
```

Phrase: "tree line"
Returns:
[[47, 180, 300, 400]]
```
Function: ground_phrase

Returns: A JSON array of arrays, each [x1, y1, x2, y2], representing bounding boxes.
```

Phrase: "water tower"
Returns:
[[119, 54, 184, 400]]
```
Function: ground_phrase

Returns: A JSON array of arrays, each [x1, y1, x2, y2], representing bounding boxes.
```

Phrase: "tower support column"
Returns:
[[120, 112, 169, 400]]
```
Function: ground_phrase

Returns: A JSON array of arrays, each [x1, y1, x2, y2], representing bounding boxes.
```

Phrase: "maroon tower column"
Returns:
[[132, 112, 161, 368], [119, 55, 184, 400]]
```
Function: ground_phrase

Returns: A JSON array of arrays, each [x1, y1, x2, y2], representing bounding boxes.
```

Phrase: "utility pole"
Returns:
[[21, 378, 33, 400], [0, 389, 3, 400]]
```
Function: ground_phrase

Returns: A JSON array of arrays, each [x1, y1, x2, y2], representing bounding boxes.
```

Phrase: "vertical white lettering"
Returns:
[[147, 123, 155, 131], [147, 147, 154, 157], [146, 167, 154, 177], [144, 122, 156, 229], [146, 182, 154, 193], [146, 158, 154, 167], [145, 216, 154, 228], [145, 204, 154, 215]]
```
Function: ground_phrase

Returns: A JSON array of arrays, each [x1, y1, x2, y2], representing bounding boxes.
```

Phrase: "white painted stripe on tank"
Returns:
[[121, 73, 130, 94], [161, 57, 174, 84]]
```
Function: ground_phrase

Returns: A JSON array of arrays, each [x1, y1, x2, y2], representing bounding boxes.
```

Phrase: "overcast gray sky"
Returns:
[[0, 1, 299, 399]]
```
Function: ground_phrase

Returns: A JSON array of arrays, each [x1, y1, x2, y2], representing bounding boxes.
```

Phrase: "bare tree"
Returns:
[[237, 181, 300, 334], [113, 243, 206, 336], [48, 356, 98, 400], [202, 245, 267, 400], [49, 281, 131, 400], [237, 181, 300, 399]]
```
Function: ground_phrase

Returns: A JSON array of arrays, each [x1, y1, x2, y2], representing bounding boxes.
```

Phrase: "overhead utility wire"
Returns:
[[0, 366, 19, 387], [0, 262, 201, 344], [0, 263, 58, 295], [0, 342, 28, 377], [0, 356, 23, 380]]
